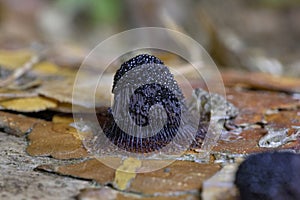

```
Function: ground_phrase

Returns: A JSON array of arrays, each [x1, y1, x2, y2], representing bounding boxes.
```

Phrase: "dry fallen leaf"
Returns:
[[33, 61, 74, 76], [226, 88, 300, 125], [27, 121, 88, 159], [265, 110, 300, 129], [0, 96, 57, 112], [38, 72, 113, 108], [114, 158, 142, 190], [130, 161, 220, 194], [37, 159, 115, 183], [0, 111, 41, 136], [223, 71, 300, 93], [52, 114, 74, 124], [0, 49, 32, 68]]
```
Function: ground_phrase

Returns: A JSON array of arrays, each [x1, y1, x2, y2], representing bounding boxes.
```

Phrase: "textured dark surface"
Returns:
[[235, 152, 300, 200], [105, 54, 194, 153], [112, 54, 164, 92], [105, 84, 182, 152], [129, 83, 181, 127]]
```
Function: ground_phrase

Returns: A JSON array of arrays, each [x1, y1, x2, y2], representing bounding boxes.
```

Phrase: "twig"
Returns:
[[0, 92, 38, 98], [0, 53, 45, 88]]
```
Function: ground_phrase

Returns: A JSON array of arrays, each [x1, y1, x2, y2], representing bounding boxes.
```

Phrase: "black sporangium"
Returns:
[[103, 54, 199, 153]]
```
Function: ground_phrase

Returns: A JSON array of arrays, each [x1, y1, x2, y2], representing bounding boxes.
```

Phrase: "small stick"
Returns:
[[0, 53, 44, 88], [0, 92, 38, 98]]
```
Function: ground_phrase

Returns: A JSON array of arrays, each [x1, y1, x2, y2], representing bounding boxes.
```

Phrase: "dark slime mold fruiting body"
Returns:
[[235, 152, 300, 200], [112, 54, 163, 92], [103, 54, 198, 153]]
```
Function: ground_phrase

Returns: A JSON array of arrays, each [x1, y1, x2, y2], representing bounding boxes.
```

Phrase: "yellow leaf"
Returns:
[[0, 50, 32, 69], [0, 96, 57, 112], [34, 61, 75, 76], [52, 115, 74, 124], [114, 157, 142, 190], [34, 61, 60, 74]]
